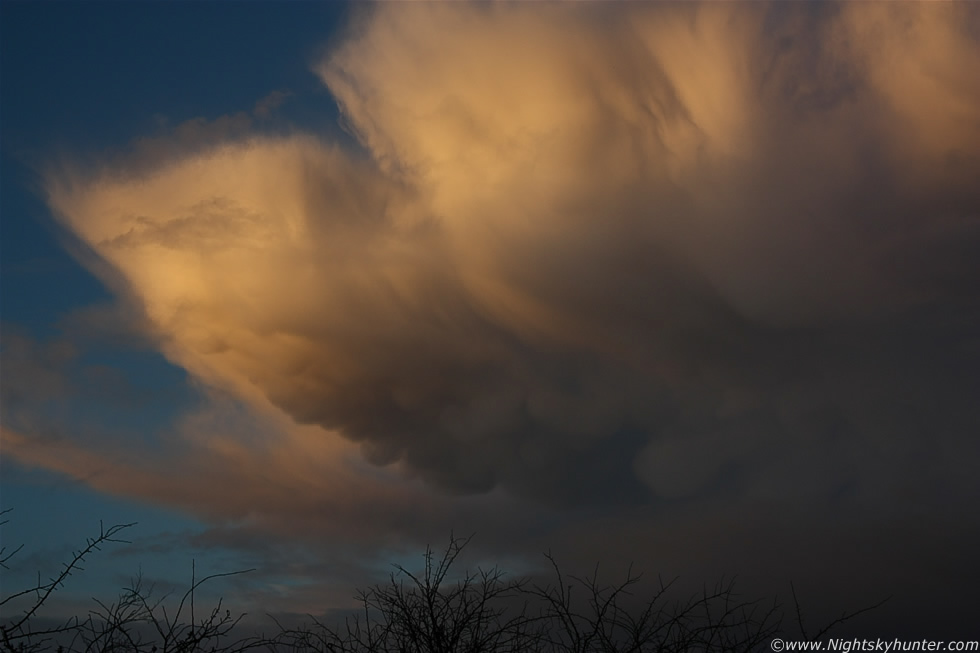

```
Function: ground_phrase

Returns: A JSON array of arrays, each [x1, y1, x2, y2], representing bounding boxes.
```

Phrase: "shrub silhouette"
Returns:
[[1, 516, 880, 652], [0, 515, 257, 653], [272, 533, 785, 653]]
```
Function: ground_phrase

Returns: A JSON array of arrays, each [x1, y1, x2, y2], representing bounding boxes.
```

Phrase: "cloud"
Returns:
[[31, 2, 980, 512], [253, 90, 292, 119], [3, 3, 979, 636]]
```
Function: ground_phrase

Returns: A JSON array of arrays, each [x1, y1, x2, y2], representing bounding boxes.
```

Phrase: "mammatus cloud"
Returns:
[[2, 0, 975, 535], [3, 2, 979, 632], [26, 2, 980, 509]]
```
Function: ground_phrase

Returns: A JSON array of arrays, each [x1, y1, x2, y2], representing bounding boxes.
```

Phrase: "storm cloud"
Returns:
[[32, 2, 980, 511], [2, 1, 979, 636]]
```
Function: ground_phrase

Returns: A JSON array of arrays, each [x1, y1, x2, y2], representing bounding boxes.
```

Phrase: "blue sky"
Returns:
[[2, 0, 352, 616], [2, 0, 980, 640]]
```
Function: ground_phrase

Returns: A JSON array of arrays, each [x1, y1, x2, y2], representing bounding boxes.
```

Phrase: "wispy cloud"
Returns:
[[5, 0, 979, 630]]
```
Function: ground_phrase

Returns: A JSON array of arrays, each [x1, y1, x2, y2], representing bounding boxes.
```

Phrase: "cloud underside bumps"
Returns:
[[15, 2, 980, 513]]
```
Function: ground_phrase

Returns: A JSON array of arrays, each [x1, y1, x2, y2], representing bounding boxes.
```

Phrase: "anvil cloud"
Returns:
[[5, 1, 980, 633], [39, 3, 978, 496]]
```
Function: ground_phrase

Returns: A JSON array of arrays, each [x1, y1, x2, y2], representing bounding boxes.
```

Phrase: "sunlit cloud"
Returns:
[[0, 5, 973, 609], [21, 1, 978, 515]]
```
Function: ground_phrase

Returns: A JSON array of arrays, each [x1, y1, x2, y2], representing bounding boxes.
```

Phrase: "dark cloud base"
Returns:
[[3, 0, 978, 636]]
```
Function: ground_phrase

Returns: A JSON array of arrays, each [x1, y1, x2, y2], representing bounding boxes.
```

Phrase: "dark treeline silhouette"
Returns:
[[0, 515, 880, 652]]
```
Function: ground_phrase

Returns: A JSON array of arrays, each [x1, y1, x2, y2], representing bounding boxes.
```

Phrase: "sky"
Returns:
[[2, 0, 979, 640]]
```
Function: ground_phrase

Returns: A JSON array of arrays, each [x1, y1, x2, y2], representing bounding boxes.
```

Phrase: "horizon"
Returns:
[[2, 1, 979, 642]]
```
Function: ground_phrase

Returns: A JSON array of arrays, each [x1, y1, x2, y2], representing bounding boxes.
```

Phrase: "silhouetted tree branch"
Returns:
[[2, 518, 882, 652], [0, 517, 259, 653], [1, 519, 133, 653]]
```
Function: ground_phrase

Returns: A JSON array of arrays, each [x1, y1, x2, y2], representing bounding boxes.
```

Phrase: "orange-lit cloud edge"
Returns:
[[4, 1, 980, 615]]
